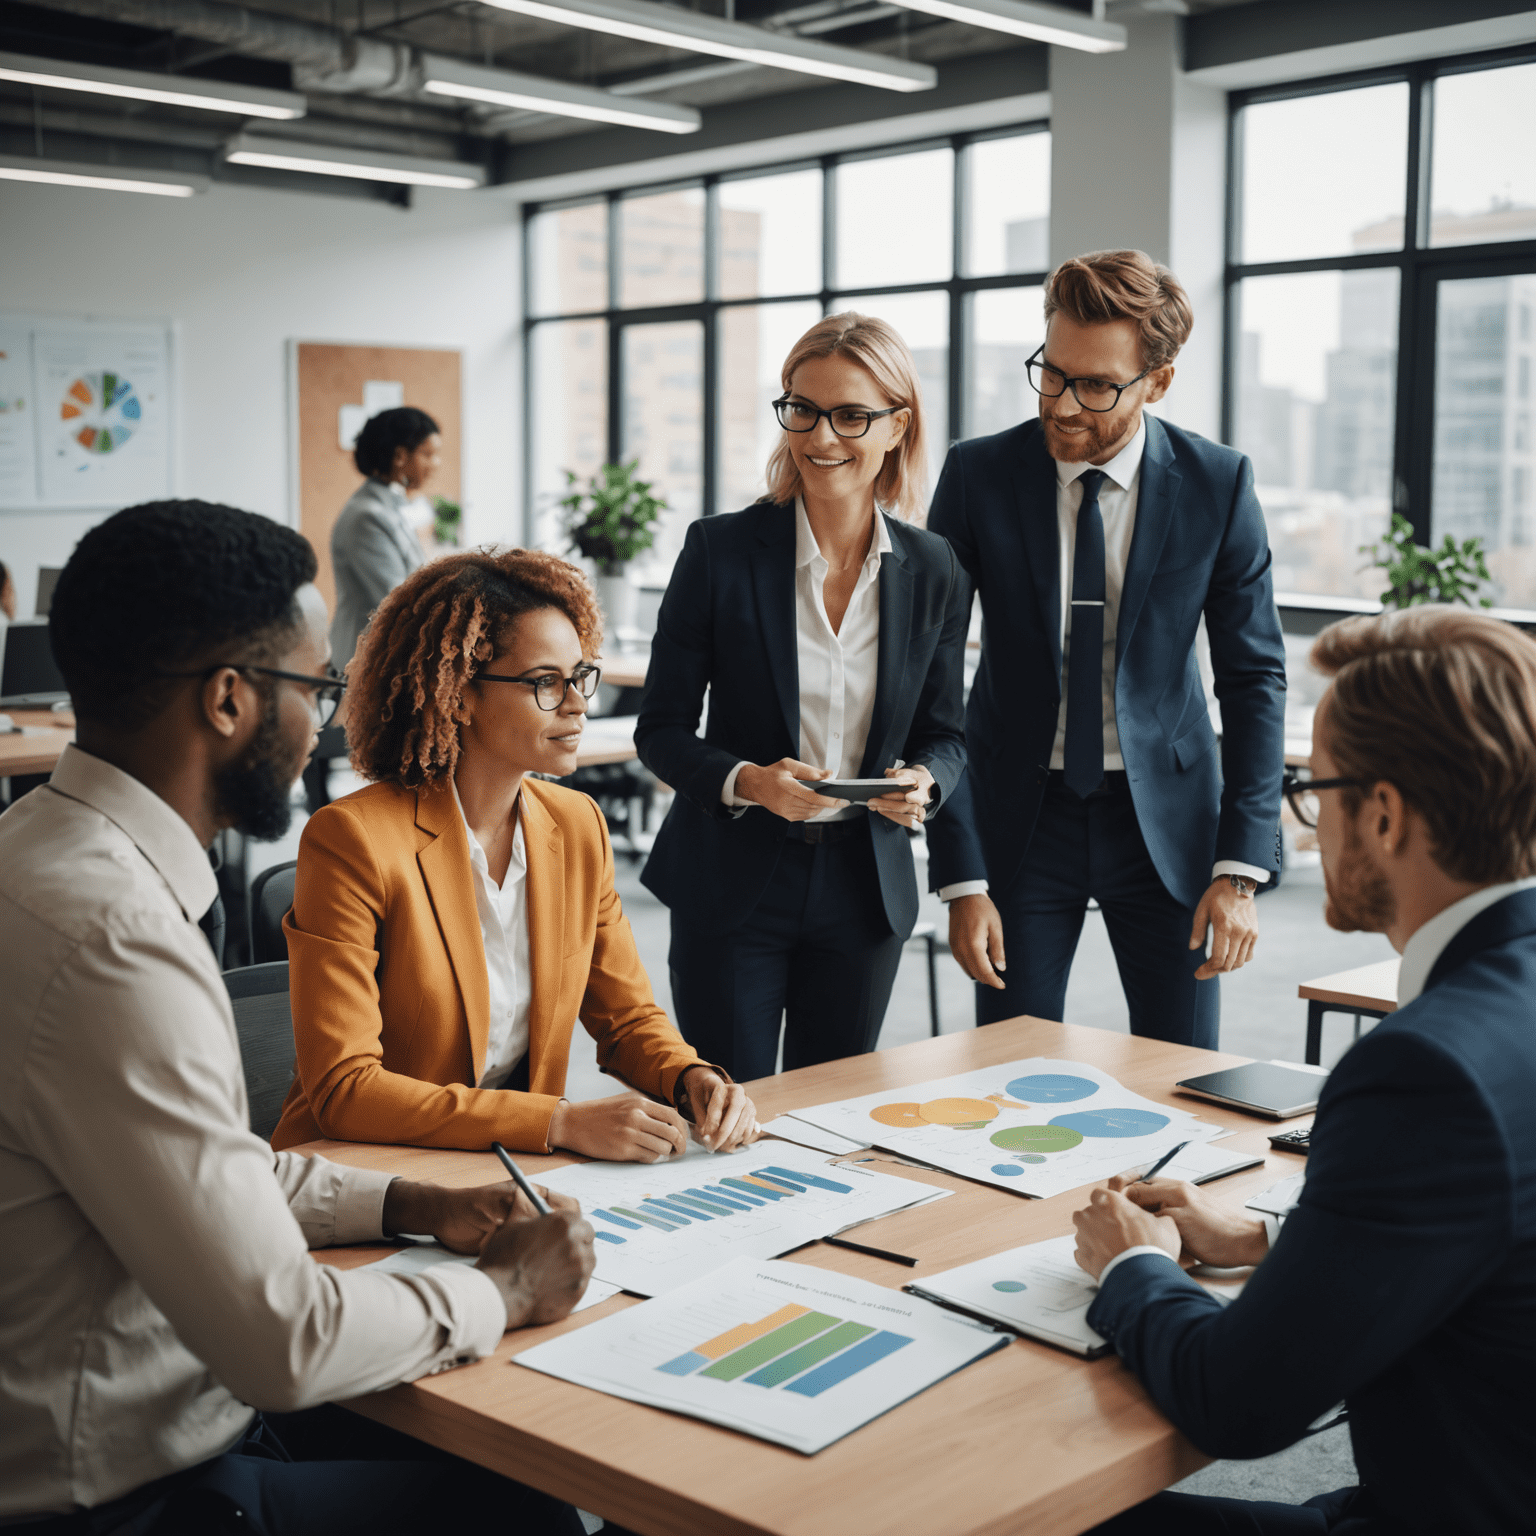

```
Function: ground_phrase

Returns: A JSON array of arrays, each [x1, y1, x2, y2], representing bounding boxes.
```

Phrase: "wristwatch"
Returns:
[[1226, 874, 1258, 897]]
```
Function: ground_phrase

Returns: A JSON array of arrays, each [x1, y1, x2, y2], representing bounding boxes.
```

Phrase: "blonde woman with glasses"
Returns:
[[634, 312, 969, 1080]]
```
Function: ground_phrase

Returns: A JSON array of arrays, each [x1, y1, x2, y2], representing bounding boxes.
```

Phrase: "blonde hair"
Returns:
[[761, 312, 929, 522]]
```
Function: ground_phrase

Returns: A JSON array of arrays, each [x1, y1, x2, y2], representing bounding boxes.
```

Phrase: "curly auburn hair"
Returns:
[[346, 547, 603, 787]]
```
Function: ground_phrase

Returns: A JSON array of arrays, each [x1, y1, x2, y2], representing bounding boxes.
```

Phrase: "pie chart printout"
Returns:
[[991, 1164, 1024, 1177], [1050, 1107, 1172, 1139], [1005, 1074, 1098, 1103], [870, 1102, 926, 1128], [59, 372, 141, 455], [990, 1124, 1085, 1154], [992, 1280, 1028, 1293], [870, 1098, 998, 1129]]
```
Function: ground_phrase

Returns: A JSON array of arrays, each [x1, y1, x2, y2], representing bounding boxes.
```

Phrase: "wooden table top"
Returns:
[[598, 653, 649, 691], [0, 708, 74, 777], [1297, 957, 1399, 1012], [299, 1018, 1305, 1536]]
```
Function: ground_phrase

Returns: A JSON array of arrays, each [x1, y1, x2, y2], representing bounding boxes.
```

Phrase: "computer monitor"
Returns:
[[34, 566, 63, 616], [0, 619, 69, 707]]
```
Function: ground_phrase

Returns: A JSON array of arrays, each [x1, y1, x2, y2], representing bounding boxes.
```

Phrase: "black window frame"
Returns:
[[520, 121, 1050, 549], [1222, 44, 1536, 611]]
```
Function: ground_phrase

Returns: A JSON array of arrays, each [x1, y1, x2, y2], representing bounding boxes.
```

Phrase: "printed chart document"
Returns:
[[908, 1237, 1250, 1358], [536, 1141, 949, 1297], [787, 1058, 1222, 1198], [366, 1245, 621, 1313], [514, 1256, 1007, 1454], [760, 1115, 869, 1155]]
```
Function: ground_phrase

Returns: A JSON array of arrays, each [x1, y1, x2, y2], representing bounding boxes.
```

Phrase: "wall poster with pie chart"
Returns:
[[785, 1058, 1224, 1199], [0, 315, 174, 509]]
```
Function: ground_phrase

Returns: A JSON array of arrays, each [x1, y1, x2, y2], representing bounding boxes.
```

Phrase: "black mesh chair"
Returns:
[[222, 962, 295, 1140], [249, 860, 297, 965]]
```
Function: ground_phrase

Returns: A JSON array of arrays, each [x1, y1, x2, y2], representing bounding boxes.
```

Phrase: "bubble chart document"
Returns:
[[514, 1256, 1007, 1454], [535, 1140, 949, 1297], [786, 1058, 1221, 1198]]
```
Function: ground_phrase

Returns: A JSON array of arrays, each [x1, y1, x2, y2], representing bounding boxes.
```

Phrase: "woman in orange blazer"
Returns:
[[270, 547, 757, 1159]]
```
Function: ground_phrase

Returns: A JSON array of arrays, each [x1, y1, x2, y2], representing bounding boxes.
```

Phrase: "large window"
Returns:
[[1226, 51, 1536, 608], [524, 127, 1050, 581]]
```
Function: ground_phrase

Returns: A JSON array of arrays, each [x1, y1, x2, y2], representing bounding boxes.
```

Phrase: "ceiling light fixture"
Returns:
[[475, 0, 937, 92], [0, 152, 207, 196], [884, 0, 1124, 51], [0, 48, 306, 119], [223, 135, 486, 189], [421, 55, 700, 132]]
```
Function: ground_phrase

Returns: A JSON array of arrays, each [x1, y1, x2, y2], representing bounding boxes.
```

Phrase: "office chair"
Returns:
[[248, 860, 297, 965], [222, 962, 295, 1140]]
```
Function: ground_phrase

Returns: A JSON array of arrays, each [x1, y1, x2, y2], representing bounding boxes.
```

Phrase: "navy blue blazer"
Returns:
[[1088, 889, 1536, 1534], [635, 503, 969, 939], [925, 414, 1286, 910]]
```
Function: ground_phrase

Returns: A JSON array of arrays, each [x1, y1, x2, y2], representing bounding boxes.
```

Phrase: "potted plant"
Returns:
[[561, 460, 665, 641], [431, 495, 461, 548], [1359, 513, 1493, 609]]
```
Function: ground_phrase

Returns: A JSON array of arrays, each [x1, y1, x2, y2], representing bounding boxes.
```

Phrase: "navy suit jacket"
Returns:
[[1088, 889, 1536, 1534], [635, 503, 969, 939], [925, 414, 1286, 910]]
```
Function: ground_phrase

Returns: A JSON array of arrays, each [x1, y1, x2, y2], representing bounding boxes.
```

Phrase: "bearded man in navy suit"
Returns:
[[927, 249, 1286, 1047]]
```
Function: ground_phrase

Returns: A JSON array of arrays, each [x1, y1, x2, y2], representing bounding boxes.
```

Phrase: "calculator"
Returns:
[[1268, 1125, 1312, 1154]]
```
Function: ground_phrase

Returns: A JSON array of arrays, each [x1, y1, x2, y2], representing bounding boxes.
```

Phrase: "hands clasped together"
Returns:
[[736, 759, 934, 829], [547, 1068, 759, 1164]]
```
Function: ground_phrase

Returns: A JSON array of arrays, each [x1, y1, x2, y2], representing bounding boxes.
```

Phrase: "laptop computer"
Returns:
[[0, 618, 69, 707]]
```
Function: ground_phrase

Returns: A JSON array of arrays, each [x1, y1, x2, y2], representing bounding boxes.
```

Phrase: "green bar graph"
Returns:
[[743, 1321, 876, 1387], [698, 1311, 840, 1381]]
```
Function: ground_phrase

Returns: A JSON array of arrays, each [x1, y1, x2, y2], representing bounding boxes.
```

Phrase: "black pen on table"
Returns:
[[1134, 1140, 1192, 1185], [822, 1235, 918, 1268], [491, 1141, 551, 1216]]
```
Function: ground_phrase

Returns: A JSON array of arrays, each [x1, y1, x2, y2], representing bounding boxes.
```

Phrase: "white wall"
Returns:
[[0, 177, 522, 614]]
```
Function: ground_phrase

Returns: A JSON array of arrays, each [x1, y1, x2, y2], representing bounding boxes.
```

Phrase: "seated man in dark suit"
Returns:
[[1072, 605, 1536, 1534]]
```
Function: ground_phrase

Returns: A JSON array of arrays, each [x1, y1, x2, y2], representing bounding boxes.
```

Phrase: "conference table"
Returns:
[[300, 1017, 1306, 1536], [0, 707, 74, 777]]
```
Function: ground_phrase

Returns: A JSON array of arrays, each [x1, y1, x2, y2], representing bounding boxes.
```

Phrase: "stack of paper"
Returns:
[[536, 1140, 949, 1297], [784, 1058, 1225, 1198], [515, 1256, 1007, 1453]]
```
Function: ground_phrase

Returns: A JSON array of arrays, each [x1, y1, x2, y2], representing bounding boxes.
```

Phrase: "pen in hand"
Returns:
[[491, 1141, 552, 1216], [1134, 1140, 1192, 1185]]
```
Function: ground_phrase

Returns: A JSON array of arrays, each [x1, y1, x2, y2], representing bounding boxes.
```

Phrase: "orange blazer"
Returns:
[[270, 775, 710, 1153]]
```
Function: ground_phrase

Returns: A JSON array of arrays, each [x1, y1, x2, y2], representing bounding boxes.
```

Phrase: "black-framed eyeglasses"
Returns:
[[1025, 347, 1155, 414], [773, 396, 905, 439], [477, 663, 601, 712], [1282, 771, 1366, 829], [157, 663, 348, 726]]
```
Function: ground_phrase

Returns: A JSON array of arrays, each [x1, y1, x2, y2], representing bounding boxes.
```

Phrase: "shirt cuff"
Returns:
[[1212, 861, 1271, 885], [938, 880, 990, 902], [1097, 1245, 1183, 1288], [397, 1262, 510, 1376], [721, 761, 753, 809]]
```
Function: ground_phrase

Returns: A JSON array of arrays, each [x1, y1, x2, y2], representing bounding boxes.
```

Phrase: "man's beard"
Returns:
[[214, 688, 301, 842], [1323, 818, 1396, 934], [1042, 409, 1134, 463]]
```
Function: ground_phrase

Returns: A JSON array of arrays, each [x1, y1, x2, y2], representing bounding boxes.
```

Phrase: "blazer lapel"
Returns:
[[414, 782, 491, 1081], [1013, 424, 1064, 684], [1116, 413, 1181, 664], [859, 516, 912, 776], [518, 787, 566, 1075], [753, 503, 801, 753]]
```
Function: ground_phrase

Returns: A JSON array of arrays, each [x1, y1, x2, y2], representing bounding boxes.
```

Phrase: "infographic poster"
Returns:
[[0, 315, 174, 509]]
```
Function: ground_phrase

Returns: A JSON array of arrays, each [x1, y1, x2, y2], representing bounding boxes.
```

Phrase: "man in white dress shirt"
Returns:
[[0, 500, 595, 1535], [927, 249, 1286, 1048]]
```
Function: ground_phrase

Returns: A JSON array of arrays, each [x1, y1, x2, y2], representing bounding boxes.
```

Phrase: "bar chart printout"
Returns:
[[514, 1258, 1007, 1454]]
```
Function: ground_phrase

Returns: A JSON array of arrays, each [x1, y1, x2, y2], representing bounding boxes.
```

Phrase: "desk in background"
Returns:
[[1299, 957, 1399, 1065], [0, 708, 74, 782], [300, 1017, 1304, 1536]]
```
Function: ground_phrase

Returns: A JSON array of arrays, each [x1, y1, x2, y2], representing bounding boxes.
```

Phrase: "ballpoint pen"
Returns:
[[1134, 1140, 1192, 1184]]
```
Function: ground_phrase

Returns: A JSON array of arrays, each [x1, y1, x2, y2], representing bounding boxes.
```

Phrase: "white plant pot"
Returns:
[[595, 570, 639, 644]]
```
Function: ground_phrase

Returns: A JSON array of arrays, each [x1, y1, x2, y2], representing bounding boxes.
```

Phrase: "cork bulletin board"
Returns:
[[290, 341, 461, 611]]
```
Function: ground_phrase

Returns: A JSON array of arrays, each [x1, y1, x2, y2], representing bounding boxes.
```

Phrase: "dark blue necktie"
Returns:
[[1064, 469, 1108, 799]]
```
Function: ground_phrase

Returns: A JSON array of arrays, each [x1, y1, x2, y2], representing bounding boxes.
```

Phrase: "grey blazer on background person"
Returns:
[[329, 478, 426, 669]]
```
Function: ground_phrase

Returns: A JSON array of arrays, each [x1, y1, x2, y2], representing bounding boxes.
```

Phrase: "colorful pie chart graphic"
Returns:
[[990, 1124, 1084, 1154], [1005, 1073, 1098, 1103], [1050, 1108, 1172, 1139], [990, 1163, 1024, 1177], [59, 372, 141, 454], [870, 1102, 925, 1128], [992, 1280, 1028, 1293], [869, 1097, 999, 1129]]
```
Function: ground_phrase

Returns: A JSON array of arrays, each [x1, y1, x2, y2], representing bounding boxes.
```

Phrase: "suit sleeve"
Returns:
[[283, 805, 563, 1154], [1085, 1030, 1512, 1458], [923, 446, 989, 888], [575, 795, 719, 1102], [1203, 455, 1286, 876], [633, 518, 745, 820], [899, 540, 969, 813]]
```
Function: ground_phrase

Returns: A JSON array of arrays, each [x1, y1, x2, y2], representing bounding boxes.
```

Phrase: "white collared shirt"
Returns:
[[723, 499, 891, 822], [452, 780, 533, 1087], [0, 745, 506, 1519], [939, 418, 1267, 901]]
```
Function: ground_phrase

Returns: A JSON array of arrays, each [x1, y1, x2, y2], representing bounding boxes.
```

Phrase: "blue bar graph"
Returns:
[[611, 1205, 678, 1231], [668, 1193, 736, 1217], [592, 1209, 643, 1231], [687, 1186, 753, 1211], [707, 1181, 764, 1205], [748, 1171, 807, 1192], [644, 1198, 701, 1222], [594, 1231, 625, 1244], [722, 1177, 789, 1201], [783, 1330, 913, 1397], [657, 1349, 709, 1376], [762, 1164, 853, 1194]]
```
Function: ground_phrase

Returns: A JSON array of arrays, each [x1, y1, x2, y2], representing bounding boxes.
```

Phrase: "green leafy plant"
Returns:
[[1359, 513, 1493, 610], [431, 495, 462, 547], [561, 461, 664, 575]]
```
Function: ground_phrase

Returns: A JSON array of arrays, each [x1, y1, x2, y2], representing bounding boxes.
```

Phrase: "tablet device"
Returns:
[[810, 779, 899, 803], [1175, 1062, 1328, 1120]]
